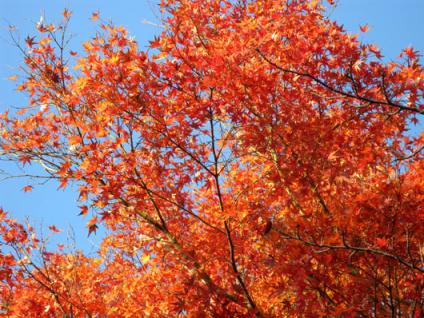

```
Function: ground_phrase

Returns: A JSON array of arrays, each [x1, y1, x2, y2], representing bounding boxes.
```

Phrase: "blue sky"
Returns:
[[0, 0, 423, 251]]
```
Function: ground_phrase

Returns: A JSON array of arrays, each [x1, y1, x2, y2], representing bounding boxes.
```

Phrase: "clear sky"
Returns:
[[0, 0, 423, 251]]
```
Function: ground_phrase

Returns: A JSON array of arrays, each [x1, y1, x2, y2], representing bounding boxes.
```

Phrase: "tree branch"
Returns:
[[256, 49, 424, 115]]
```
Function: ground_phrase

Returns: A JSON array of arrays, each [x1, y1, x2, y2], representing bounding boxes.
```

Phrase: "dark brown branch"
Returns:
[[393, 145, 424, 162], [208, 108, 260, 315], [224, 221, 261, 315], [256, 49, 424, 115], [133, 169, 168, 232], [138, 185, 225, 234], [275, 228, 424, 273]]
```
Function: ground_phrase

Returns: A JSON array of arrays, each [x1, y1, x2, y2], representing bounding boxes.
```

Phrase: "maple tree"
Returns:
[[1, 0, 424, 316]]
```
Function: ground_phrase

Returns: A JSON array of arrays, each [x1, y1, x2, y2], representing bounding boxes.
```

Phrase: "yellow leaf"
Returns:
[[141, 254, 150, 263], [109, 55, 120, 64]]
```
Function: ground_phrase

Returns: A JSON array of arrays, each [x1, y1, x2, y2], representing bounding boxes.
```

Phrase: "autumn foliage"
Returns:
[[1, 0, 424, 316]]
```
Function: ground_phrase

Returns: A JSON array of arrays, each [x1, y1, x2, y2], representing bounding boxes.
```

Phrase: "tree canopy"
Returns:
[[0, 0, 423, 316]]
